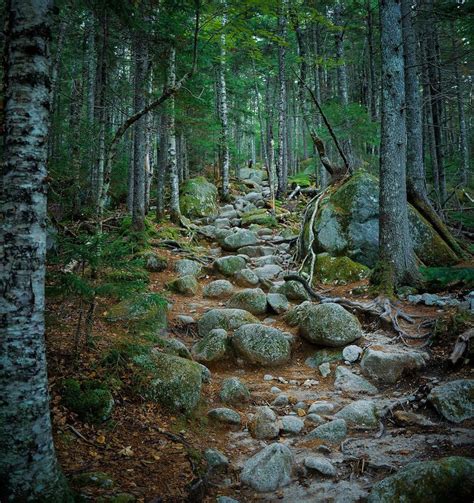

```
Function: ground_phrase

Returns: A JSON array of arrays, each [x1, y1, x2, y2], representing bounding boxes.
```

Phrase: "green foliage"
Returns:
[[420, 267, 474, 290], [432, 311, 474, 344]]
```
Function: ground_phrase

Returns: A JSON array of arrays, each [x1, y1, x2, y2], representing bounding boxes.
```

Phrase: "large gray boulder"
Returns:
[[360, 346, 429, 384], [250, 406, 280, 439], [276, 280, 310, 302], [191, 329, 230, 364], [241, 443, 294, 492], [298, 302, 362, 347], [226, 288, 268, 315], [214, 255, 247, 276], [220, 229, 259, 251], [334, 366, 378, 394], [198, 309, 258, 337], [220, 377, 251, 405], [174, 259, 202, 277], [232, 324, 292, 366], [167, 274, 199, 296], [234, 268, 260, 287], [335, 400, 379, 428], [428, 379, 474, 423], [299, 171, 458, 268], [180, 176, 218, 218], [306, 418, 347, 443], [368, 457, 474, 503], [203, 279, 234, 298]]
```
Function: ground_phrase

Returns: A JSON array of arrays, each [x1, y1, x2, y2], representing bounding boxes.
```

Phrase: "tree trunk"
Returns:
[[375, 0, 420, 290], [0, 1, 70, 500], [366, 0, 377, 120], [167, 46, 181, 223], [217, 1, 230, 199], [276, 0, 288, 198], [156, 109, 167, 219], [131, 34, 148, 231]]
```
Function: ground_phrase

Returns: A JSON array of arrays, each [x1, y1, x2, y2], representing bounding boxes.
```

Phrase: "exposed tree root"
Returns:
[[284, 274, 433, 345], [449, 328, 474, 365]]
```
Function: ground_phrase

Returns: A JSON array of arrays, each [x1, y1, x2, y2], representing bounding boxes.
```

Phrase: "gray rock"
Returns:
[[308, 401, 336, 415], [226, 288, 268, 315], [167, 274, 199, 296], [342, 345, 363, 363], [250, 406, 280, 439], [306, 419, 347, 443], [428, 379, 474, 423], [254, 255, 281, 267], [220, 377, 251, 405], [277, 280, 310, 302], [180, 176, 218, 218], [175, 259, 202, 277], [234, 268, 260, 287], [304, 457, 337, 477], [254, 264, 283, 281], [306, 414, 325, 425], [176, 314, 195, 325], [334, 366, 378, 394], [198, 309, 258, 337], [238, 245, 274, 257], [208, 408, 241, 425], [215, 217, 231, 228], [143, 252, 168, 272], [203, 280, 234, 298], [272, 394, 289, 407], [214, 256, 247, 276], [204, 448, 229, 471], [199, 225, 217, 238], [299, 302, 362, 347], [221, 230, 259, 251], [192, 329, 229, 363], [319, 362, 331, 378], [360, 346, 429, 384], [368, 457, 474, 503], [155, 337, 191, 359], [240, 443, 294, 492], [335, 400, 379, 428], [267, 293, 289, 314], [216, 497, 240, 503], [232, 324, 292, 366], [280, 416, 305, 435]]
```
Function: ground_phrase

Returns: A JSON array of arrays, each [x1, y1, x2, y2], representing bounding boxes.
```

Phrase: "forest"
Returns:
[[1, 0, 473, 502]]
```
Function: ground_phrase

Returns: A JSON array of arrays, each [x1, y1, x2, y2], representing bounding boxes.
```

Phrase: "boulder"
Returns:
[[335, 400, 379, 428], [191, 329, 230, 364], [174, 259, 202, 277], [214, 255, 247, 276], [298, 302, 362, 347], [238, 245, 274, 257], [167, 274, 199, 296], [240, 443, 294, 492], [232, 324, 292, 366], [204, 448, 229, 472], [308, 401, 336, 415], [304, 457, 337, 477], [198, 309, 258, 337], [280, 415, 305, 435], [155, 337, 191, 359], [305, 348, 343, 368], [226, 288, 268, 315], [142, 252, 168, 272], [238, 167, 267, 183], [428, 379, 474, 423], [208, 408, 241, 425], [234, 268, 260, 287], [313, 253, 370, 285], [254, 264, 283, 282], [342, 345, 363, 363], [220, 230, 259, 251], [203, 279, 234, 298], [360, 346, 429, 384], [334, 366, 378, 394], [250, 406, 280, 439], [267, 293, 289, 314], [299, 171, 458, 268], [180, 176, 218, 218], [220, 377, 251, 405], [132, 352, 202, 414], [368, 457, 474, 503], [277, 280, 310, 302], [306, 419, 347, 443]]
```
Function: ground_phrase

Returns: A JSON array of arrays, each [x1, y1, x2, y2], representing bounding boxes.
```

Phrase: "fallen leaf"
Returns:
[[119, 446, 134, 457], [96, 435, 106, 444]]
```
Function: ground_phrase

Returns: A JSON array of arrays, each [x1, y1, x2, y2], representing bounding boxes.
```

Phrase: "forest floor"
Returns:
[[45, 176, 474, 502]]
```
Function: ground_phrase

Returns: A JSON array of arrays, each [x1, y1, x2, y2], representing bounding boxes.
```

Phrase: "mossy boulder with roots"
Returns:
[[299, 171, 459, 273], [179, 176, 218, 218]]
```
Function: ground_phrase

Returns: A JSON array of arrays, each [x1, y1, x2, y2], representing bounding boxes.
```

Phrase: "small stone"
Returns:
[[267, 293, 290, 314], [304, 456, 337, 477], [319, 362, 331, 378], [234, 268, 260, 287], [272, 394, 289, 407], [220, 377, 251, 405], [280, 416, 305, 435], [306, 419, 347, 443], [176, 314, 195, 325], [175, 259, 202, 277], [208, 408, 241, 425], [308, 401, 335, 415], [203, 280, 234, 298], [334, 366, 378, 394], [271, 386, 282, 394], [264, 374, 274, 381], [250, 406, 280, 439], [167, 275, 199, 296], [204, 448, 229, 471], [303, 379, 319, 387], [428, 379, 474, 423], [306, 414, 325, 425], [334, 400, 379, 428], [342, 345, 363, 363], [293, 401, 307, 411]]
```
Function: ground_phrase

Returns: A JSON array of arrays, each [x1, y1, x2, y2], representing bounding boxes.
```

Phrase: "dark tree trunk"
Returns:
[[0, 1, 70, 500]]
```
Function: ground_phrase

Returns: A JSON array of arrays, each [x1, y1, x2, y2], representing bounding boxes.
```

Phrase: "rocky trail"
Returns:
[[141, 172, 473, 502], [51, 172, 474, 502]]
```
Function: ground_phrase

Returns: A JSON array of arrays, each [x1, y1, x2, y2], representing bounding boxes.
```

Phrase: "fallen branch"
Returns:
[[449, 328, 474, 364], [289, 185, 301, 199]]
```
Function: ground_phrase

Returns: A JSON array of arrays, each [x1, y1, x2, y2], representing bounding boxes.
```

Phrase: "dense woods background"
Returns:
[[1, 0, 473, 501]]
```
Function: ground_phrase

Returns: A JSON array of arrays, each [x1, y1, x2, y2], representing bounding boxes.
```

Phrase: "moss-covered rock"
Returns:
[[132, 352, 202, 414], [198, 308, 258, 337], [191, 329, 230, 363], [106, 292, 168, 334], [220, 377, 251, 404], [141, 251, 168, 272], [276, 280, 310, 302], [154, 336, 191, 359], [368, 457, 474, 503], [180, 176, 218, 218], [305, 348, 344, 368], [226, 288, 268, 315], [62, 379, 114, 424], [428, 379, 474, 423], [313, 253, 370, 285], [214, 255, 247, 276], [167, 274, 199, 296], [241, 209, 278, 227], [300, 170, 459, 267]]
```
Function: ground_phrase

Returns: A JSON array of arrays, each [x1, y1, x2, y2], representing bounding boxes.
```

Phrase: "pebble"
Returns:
[[304, 456, 337, 476], [303, 379, 319, 387], [264, 374, 274, 381], [270, 386, 282, 394], [319, 362, 331, 378], [342, 345, 363, 362], [272, 394, 289, 407]]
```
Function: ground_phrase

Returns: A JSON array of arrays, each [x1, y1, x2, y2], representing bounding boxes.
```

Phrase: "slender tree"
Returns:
[[374, 0, 420, 290], [0, 1, 70, 499]]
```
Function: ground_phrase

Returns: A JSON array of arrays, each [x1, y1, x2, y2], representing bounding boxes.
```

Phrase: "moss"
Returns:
[[166, 275, 199, 296], [420, 266, 474, 290], [105, 268, 149, 283], [62, 379, 114, 424], [180, 176, 218, 218], [155, 225, 182, 241], [370, 261, 396, 296], [312, 253, 370, 285], [241, 209, 278, 227]]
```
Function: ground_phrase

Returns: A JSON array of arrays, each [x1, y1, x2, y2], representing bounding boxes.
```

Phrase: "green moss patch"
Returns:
[[313, 253, 370, 285]]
